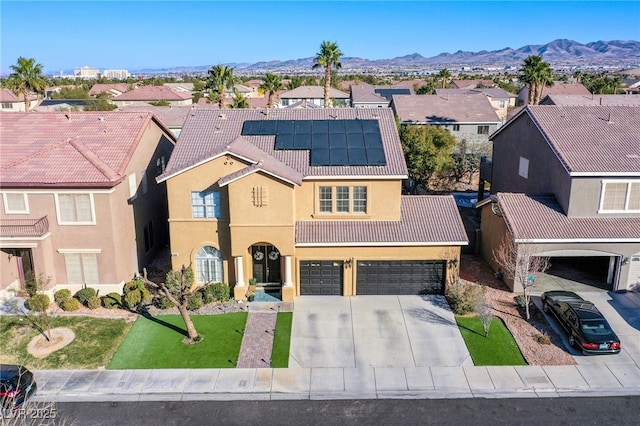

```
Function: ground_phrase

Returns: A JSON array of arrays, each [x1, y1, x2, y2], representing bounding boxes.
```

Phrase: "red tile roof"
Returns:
[[296, 195, 468, 245], [392, 94, 501, 123], [88, 83, 130, 96], [0, 89, 19, 102], [113, 86, 191, 101], [495, 193, 640, 242], [542, 83, 590, 96], [0, 112, 174, 187]]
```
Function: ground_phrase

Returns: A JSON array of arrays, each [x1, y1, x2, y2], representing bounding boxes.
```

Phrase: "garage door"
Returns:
[[356, 260, 445, 295], [300, 260, 343, 295]]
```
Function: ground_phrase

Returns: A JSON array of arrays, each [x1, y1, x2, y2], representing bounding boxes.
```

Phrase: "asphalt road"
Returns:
[[35, 396, 640, 426]]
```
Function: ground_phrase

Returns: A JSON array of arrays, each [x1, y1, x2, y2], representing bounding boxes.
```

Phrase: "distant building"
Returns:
[[74, 66, 100, 79], [102, 69, 131, 79]]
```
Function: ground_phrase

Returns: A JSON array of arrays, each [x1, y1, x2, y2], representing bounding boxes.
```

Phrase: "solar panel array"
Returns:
[[241, 119, 386, 166], [374, 88, 411, 101]]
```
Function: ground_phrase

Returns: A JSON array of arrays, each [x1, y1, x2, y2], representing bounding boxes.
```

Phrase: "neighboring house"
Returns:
[[451, 80, 496, 89], [277, 86, 350, 108], [0, 89, 27, 112], [196, 95, 270, 109], [112, 86, 193, 107], [436, 88, 516, 123], [391, 94, 502, 148], [351, 84, 415, 108], [163, 83, 195, 95], [516, 83, 590, 106], [541, 94, 640, 106], [225, 83, 255, 99], [33, 100, 87, 112], [88, 83, 130, 98], [156, 108, 468, 302], [479, 105, 640, 293], [0, 112, 176, 298], [117, 104, 219, 137], [621, 78, 640, 94]]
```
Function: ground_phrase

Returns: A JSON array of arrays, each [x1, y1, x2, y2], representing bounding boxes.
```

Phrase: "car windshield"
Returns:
[[581, 319, 613, 336]]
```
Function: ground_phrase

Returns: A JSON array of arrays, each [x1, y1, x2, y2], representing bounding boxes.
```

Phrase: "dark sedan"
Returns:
[[1, 365, 37, 418], [541, 291, 621, 355]]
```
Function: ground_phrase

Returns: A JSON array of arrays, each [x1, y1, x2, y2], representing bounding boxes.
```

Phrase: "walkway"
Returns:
[[236, 302, 292, 368]]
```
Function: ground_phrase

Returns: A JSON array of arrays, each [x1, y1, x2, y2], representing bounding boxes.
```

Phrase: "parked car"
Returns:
[[541, 291, 621, 355], [0, 365, 37, 417]]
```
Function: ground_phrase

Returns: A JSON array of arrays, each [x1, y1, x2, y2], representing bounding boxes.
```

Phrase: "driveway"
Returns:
[[289, 295, 472, 368]]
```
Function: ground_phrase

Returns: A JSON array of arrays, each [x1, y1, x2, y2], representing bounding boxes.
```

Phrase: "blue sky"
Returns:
[[2, 0, 639, 74]]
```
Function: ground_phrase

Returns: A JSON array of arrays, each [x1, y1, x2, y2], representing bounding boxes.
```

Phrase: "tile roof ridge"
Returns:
[[0, 137, 72, 171], [68, 138, 121, 181]]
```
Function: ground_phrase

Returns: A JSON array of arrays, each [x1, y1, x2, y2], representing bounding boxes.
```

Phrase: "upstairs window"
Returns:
[[318, 186, 368, 214], [319, 186, 332, 213], [600, 181, 640, 212], [57, 193, 94, 224], [191, 191, 221, 218], [3, 193, 29, 214], [477, 125, 490, 135], [452, 124, 460, 131]]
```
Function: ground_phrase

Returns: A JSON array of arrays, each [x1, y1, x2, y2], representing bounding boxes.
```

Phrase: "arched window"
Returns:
[[195, 246, 223, 284]]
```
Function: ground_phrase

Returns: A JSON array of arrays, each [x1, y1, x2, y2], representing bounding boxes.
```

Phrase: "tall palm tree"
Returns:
[[437, 68, 452, 89], [519, 55, 554, 105], [230, 88, 249, 109], [205, 65, 237, 108], [260, 73, 284, 108], [7, 57, 48, 110], [312, 41, 343, 108]]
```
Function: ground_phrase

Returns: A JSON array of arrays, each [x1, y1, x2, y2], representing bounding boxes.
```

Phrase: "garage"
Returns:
[[356, 260, 445, 295], [299, 260, 343, 295], [546, 256, 617, 290]]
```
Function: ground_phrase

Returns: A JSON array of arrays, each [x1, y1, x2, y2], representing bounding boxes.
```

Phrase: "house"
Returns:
[[163, 83, 195, 95], [516, 83, 590, 106], [0, 112, 176, 298], [116, 104, 211, 136], [351, 84, 415, 109], [111, 86, 193, 108], [88, 83, 131, 98], [451, 80, 496, 89], [479, 105, 640, 292], [621, 78, 640, 94], [436, 88, 516, 123], [540, 94, 640, 106], [277, 86, 350, 108], [391, 94, 502, 148], [156, 108, 468, 302], [0, 89, 27, 112]]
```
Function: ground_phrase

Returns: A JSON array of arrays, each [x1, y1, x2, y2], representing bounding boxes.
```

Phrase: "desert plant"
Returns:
[[203, 282, 230, 303], [102, 292, 122, 309], [122, 279, 152, 311], [27, 293, 50, 312], [54, 288, 72, 305], [445, 280, 482, 315], [60, 297, 81, 312], [153, 294, 175, 310], [75, 287, 97, 305], [87, 295, 101, 310], [535, 333, 551, 345], [187, 290, 204, 311]]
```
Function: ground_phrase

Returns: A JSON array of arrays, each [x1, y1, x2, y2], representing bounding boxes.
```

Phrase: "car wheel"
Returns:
[[543, 302, 550, 313], [569, 335, 576, 348]]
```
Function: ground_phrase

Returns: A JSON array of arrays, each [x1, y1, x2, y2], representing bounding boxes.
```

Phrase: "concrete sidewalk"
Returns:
[[33, 363, 640, 402]]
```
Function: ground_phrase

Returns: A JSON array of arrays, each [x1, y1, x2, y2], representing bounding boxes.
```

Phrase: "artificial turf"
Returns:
[[270, 312, 293, 368], [455, 316, 527, 366]]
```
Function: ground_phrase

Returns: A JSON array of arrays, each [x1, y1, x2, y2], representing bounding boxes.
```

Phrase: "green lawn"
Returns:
[[108, 312, 248, 369], [455, 316, 527, 366], [0, 315, 132, 369], [270, 312, 292, 368]]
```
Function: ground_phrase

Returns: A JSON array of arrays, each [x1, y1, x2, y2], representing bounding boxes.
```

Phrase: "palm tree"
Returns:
[[312, 41, 343, 108], [7, 57, 48, 110], [519, 55, 554, 105], [230, 88, 249, 108], [205, 65, 237, 108], [260, 73, 284, 108], [437, 68, 452, 89]]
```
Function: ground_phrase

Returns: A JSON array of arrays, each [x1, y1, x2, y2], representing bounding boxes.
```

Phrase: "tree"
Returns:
[[492, 234, 551, 320], [205, 64, 237, 108], [230, 88, 249, 108], [143, 265, 203, 343], [398, 124, 457, 188], [6, 57, 48, 109], [437, 68, 452, 89], [260, 73, 284, 108], [312, 41, 343, 108], [474, 288, 493, 338], [287, 76, 305, 90], [84, 93, 117, 111], [519, 55, 554, 105]]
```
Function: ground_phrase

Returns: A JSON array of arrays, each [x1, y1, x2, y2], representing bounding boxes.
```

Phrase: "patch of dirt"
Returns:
[[460, 254, 576, 365], [27, 327, 75, 358], [47, 303, 138, 322]]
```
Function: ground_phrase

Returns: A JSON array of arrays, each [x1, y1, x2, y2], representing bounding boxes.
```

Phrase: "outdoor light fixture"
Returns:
[[450, 258, 459, 267], [622, 257, 629, 265], [344, 258, 353, 268]]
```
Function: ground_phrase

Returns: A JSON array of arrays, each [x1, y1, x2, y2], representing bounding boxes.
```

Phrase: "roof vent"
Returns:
[[98, 117, 104, 122], [219, 113, 227, 120], [64, 114, 71, 121]]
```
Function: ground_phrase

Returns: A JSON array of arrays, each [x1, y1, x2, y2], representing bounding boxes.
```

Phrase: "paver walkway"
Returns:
[[236, 311, 277, 368]]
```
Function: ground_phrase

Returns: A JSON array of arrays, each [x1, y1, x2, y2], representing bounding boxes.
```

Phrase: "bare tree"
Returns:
[[474, 288, 493, 338], [492, 234, 550, 320]]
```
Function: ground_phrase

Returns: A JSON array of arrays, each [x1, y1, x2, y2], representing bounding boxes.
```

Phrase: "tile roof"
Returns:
[[0, 111, 174, 187], [392, 94, 501, 124], [451, 80, 495, 89], [280, 86, 349, 99], [495, 193, 640, 242], [501, 105, 640, 175], [88, 83, 130, 96], [296, 195, 468, 245], [542, 94, 640, 106], [542, 83, 591, 96], [113, 86, 192, 101], [350, 85, 389, 104], [159, 108, 407, 181], [436, 88, 515, 99], [0, 89, 19, 102], [116, 104, 218, 127]]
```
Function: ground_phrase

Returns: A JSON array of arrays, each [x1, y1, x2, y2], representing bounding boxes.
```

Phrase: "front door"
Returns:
[[2, 248, 33, 288], [252, 245, 281, 283]]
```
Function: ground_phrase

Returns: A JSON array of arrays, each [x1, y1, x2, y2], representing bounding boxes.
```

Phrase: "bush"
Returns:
[[153, 294, 175, 310], [87, 295, 101, 310], [75, 287, 97, 305], [27, 294, 50, 312], [54, 289, 72, 305], [203, 282, 230, 304], [446, 280, 482, 315], [122, 279, 151, 311], [187, 291, 204, 311], [60, 297, 81, 312], [102, 292, 122, 309], [535, 333, 551, 345]]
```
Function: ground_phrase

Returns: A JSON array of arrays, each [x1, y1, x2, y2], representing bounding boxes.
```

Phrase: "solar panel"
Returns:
[[329, 133, 347, 148], [310, 148, 330, 166], [329, 148, 349, 165], [278, 120, 294, 134], [294, 133, 311, 149], [374, 88, 411, 101], [262, 120, 278, 135], [242, 121, 261, 135], [345, 120, 363, 134], [312, 133, 329, 149], [348, 148, 368, 165], [366, 147, 386, 165], [295, 121, 312, 134], [312, 120, 329, 134], [346, 133, 365, 148], [364, 132, 383, 148], [329, 120, 346, 134], [361, 120, 380, 134], [275, 133, 294, 150]]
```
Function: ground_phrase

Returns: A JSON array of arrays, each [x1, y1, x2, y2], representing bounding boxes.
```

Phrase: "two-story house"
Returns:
[[112, 86, 193, 108], [351, 85, 415, 109], [277, 86, 350, 108], [479, 106, 640, 292], [435, 88, 517, 124], [516, 83, 590, 106], [157, 108, 468, 302], [0, 112, 175, 297]]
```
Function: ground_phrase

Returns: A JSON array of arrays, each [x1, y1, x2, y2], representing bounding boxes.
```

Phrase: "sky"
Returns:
[[1, 0, 639, 74]]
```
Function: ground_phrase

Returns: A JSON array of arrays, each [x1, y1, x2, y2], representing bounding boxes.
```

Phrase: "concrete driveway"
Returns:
[[289, 295, 472, 368]]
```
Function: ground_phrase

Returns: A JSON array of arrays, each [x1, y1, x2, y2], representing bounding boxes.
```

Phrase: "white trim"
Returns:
[[571, 172, 640, 177], [57, 248, 102, 254], [0, 188, 116, 194], [157, 151, 256, 183], [0, 242, 38, 248], [304, 175, 408, 181], [2, 192, 29, 214], [515, 238, 640, 244], [54, 193, 97, 226], [219, 167, 299, 187], [0, 233, 51, 242], [598, 179, 640, 213], [296, 241, 468, 247]]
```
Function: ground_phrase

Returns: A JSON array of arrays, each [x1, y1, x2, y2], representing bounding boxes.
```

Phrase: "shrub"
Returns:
[[515, 295, 527, 309], [535, 333, 551, 345], [27, 294, 50, 312], [102, 292, 122, 309], [153, 294, 175, 310], [60, 297, 81, 312], [75, 287, 97, 305], [54, 289, 72, 305], [122, 279, 151, 311], [445, 280, 482, 315], [203, 282, 230, 304], [187, 291, 204, 311], [87, 295, 101, 310]]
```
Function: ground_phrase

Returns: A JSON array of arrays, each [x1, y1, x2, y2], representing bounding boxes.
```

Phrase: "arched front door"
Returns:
[[251, 245, 281, 284]]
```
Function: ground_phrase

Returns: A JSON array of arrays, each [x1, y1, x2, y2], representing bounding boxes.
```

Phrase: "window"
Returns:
[[336, 186, 349, 213], [452, 124, 460, 131], [156, 156, 166, 176], [144, 221, 154, 253], [252, 186, 268, 207], [3, 193, 29, 214], [518, 157, 529, 179], [477, 125, 490, 135], [353, 186, 367, 213], [319, 186, 332, 213], [2, 103, 12, 109], [318, 186, 368, 214], [195, 246, 223, 284], [57, 193, 94, 224], [191, 191, 221, 218], [64, 252, 99, 284], [600, 181, 640, 212], [499, 100, 506, 108]]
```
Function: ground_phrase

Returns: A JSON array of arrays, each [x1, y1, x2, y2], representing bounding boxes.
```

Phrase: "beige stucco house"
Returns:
[[158, 108, 468, 302]]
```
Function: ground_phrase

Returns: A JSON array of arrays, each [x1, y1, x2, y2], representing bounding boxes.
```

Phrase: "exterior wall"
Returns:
[[353, 102, 388, 108], [0, 102, 26, 112], [479, 203, 511, 287], [0, 253, 21, 297], [568, 177, 640, 218]]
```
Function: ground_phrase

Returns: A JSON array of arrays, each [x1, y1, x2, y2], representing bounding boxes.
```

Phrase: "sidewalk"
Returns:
[[33, 363, 640, 402]]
